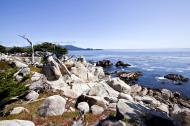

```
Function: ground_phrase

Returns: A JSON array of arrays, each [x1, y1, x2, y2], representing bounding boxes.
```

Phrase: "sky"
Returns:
[[0, 0, 190, 49]]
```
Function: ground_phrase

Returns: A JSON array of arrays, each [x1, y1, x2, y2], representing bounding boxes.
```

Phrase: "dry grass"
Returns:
[[0, 61, 11, 71], [29, 65, 42, 73], [0, 90, 116, 125], [0, 99, 115, 125]]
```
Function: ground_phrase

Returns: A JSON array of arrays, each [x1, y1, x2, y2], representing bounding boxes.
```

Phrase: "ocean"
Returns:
[[69, 49, 190, 98]]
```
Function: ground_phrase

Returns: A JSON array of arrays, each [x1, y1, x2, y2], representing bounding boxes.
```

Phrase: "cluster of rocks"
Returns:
[[96, 60, 131, 68], [96, 60, 113, 67], [164, 74, 189, 82], [0, 54, 190, 126], [115, 61, 131, 67], [117, 71, 143, 83]]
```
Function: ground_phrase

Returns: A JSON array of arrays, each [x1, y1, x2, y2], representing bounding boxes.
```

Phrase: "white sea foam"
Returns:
[[186, 67, 190, 70], [176, 70, 184, 73], [146, 68, 154, 71], [128, 65, 137, 68], [155, 76, 166, 80], [150, 66, 166, 69]]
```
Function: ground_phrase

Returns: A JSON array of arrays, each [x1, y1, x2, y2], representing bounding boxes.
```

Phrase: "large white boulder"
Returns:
[[118, 93, 133, 102], [88, 82, 119, 98], [71, 83, 95, 97], [172, 104, 182, 115], [161, 89, 173, 100], [91, 105, 104, 115], [46, 77, 69, 91], [14, 67, 30, 81], [43, 56, 68, 81], [29, 80, 44, 91], [107, 78, 131, 94], [116, 99, 149, 120], [157, 103, 169, 114], [77, 102, 89, 113], [10, 107, 29, 115], [62, 74, 82, 84], [61, 87, 78, 99], [43, 56, 62, 80], [140, 88, 148, 96], [10, 60, 28, 68], [87, 64, 105, 79], [0, 120, 35, 126], [71, 62, 95, 82], [131, 84, 142, 94], [25, 91, 39, 101], [31, 72, 43, 82], [0, 54, 11, 62], [141, 96, 161, 106], [38, 95, 66, 117]]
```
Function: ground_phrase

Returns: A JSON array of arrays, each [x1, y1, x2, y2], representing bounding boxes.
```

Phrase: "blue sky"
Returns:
[[0, 0, 190, 49]]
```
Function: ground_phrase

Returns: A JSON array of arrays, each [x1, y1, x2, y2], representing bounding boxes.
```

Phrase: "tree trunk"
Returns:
[[18, 35, 35, 64], [31, 43, 34, 64]]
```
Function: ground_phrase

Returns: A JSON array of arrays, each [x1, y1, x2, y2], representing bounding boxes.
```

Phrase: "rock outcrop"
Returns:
[[38, 95, 66, 117], [43, 56, 69, 81], [96, 60, 113, 67], [88, 82, 119, 98], [117, 71, 143, 82], [107, 78, 131, 94], [164, 74, 189, 82], [0, 120, 35, 126], [1, 54, 190, 126], [115, 61, 131, 67], [70, 62, 95, 82]]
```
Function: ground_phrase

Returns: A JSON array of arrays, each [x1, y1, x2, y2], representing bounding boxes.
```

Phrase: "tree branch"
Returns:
[[17, 35, 32, 45]]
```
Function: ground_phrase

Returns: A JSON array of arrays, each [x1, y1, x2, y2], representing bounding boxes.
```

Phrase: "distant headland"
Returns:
[[62, 45, 102, 51]]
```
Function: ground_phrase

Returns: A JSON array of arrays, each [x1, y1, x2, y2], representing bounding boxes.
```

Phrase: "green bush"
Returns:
[[34, 42, 68, 55], [0, 68, 28, 106], [54, 45, 68, 56], [1, 42, 67, 55], [0, 45, 7, 53], [0, 61, 11, 71], [8, 47, 29, 54]]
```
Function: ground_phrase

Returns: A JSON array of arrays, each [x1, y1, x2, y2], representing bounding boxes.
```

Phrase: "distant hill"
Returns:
[[62, 45, 86, 50], [62, 45, 102, 51]]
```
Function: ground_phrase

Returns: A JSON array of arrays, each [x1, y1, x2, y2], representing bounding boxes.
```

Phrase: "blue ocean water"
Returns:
[[69, 49, 190, 98]]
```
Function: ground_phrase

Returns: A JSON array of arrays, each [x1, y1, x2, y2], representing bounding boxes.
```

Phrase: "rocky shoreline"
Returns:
[[0, 54, 190, 126]]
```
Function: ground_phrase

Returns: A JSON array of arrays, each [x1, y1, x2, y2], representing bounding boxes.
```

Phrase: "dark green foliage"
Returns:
[[8, 47, 29, 54], [34, 42, 55, 52], [0, 45, 7, 53], [54, 45, 68, 56], [0, 61, 11, 71], [34, 42, 68, 55], [1, 42, 67, 55], [0, 68, 28, 105]]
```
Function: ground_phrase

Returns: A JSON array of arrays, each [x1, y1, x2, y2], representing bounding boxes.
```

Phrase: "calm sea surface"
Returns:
[[69, 49, 190, 98]]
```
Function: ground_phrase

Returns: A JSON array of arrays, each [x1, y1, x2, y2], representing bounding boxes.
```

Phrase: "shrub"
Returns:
[[34, 42, 68, 55], [54, 45, 68, 55], [8, 47, 29, 54], [0, 61, 11, 71], [0, 68, 28, 106], [0, 45, 7, 53]]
